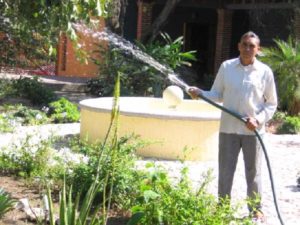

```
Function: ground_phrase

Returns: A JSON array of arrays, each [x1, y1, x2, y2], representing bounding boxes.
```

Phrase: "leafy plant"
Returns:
[[128, 164, 253, 225], [277, 116, 300, 134], [0, 79, 14, 99], [260, 37, 300, 115], [66, 134, 144, 209], [0, 134, 56, 178], [89, 33, 196, 97], [0, 104, 49, 132], [0, 188, 15, 219], [0, 0, 109, 54], [138, 33, 197, 69], [11, 76, 57, 105], [0, 113, 16, 133], [46, 73, 123, 225], [48, 98, 80, 123], [13, 105, 49, 125]]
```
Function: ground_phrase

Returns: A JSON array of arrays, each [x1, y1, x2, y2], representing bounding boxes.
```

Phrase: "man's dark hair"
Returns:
[[240, 31, 260, 45]]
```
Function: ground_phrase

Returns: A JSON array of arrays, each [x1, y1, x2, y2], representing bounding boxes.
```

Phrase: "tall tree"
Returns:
[[106, 0, 128, 35], [142, 0, 182, 43], [0, 0, 110, 49]]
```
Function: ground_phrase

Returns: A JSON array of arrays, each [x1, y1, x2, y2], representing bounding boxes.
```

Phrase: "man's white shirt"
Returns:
[[202, 57, 277, 135]]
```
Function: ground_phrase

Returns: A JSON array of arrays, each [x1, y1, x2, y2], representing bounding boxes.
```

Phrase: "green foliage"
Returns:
[[0, 23, 56, 69], [260, 37, 300, 115], [271, 111, 287, 122], [0, 0, 109, 52], [49, 98, 80, 123], [11, 76, 57, 105], [0, 104, 49, 133], [0, 79, 14, 99], [66, 134, 144, 210], [0, 188, 15, 219], [13, 105, 49, 125], [277, 116, 300, 134], [89, 33, 196, 97], [46, 73, 122, 225], [0, 134, 57, 178], [47, 176, 107, 225], [0, 113, 15, 133], [128, 164, 253, 225], [138, 33, 197, 69]]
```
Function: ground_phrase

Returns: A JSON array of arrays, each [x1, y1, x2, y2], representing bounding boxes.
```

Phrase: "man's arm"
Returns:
[[255, 69, 278, 125]]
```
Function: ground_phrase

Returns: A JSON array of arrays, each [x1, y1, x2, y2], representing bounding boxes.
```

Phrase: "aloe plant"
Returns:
[[0, 188, 16, 218], [46, 74, 121, 225]]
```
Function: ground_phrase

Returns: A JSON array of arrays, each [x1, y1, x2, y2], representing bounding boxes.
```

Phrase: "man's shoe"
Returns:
[[252, 211, 266, 223]]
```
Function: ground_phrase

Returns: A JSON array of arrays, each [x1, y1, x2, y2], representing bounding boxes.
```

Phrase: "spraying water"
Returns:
[[73, 23, 189, 90]]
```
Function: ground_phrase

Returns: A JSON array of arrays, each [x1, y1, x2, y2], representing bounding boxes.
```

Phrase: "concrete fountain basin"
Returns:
[[79, 97, 221, 161]]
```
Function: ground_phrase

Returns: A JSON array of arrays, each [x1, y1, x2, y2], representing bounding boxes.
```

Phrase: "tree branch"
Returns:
[[141, 0, 182, 43]]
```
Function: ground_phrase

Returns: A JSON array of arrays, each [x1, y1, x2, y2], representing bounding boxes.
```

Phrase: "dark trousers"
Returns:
[[218, 133, 263, 211]]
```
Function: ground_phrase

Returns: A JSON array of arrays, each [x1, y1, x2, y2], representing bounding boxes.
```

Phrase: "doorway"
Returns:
[[184, 22, 215, 84]]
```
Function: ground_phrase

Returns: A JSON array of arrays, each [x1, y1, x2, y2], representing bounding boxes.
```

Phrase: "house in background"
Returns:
[[56, 18, 106, 78], [56, 0, 300, 84]]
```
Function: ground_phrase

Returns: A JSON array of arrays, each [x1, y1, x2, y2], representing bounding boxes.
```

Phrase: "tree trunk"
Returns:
[[288, 97, 300, 116], [106, 0, 128, 36], [141, 0, 182, 43]]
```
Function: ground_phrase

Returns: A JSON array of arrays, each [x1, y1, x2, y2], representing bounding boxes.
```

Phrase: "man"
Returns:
[[188, 31, 277, 222]]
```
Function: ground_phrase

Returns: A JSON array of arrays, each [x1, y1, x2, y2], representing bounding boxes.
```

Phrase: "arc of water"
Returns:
[[72, 23, 178, 81]]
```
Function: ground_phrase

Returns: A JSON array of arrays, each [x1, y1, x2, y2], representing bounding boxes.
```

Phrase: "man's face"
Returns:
[[238, 36, 260, 63]]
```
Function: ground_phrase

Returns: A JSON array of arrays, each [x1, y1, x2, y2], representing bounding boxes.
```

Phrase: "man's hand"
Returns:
[[187, 87, 202, 99], [245, 117, 259, 131]]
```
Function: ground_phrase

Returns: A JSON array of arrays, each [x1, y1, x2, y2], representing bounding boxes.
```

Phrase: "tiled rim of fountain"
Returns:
[[79, 97, 221, 121]]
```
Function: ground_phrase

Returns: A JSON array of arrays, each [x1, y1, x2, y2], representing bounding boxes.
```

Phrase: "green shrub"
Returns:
[[0, 104, 48, 132], [271, 111, 286, 122], [89, 33, 196, 97], [0, 79, 14, 99], [11, 76, 57, 105], [0, 113, 15, 133], [48, 98, 80, 123], [66, 134, 145, 209], [128, 165, 253, 225], [13, 105, 49, 125], [277, 116, 300, 134], [260, 37, 300, 115], [0, 188, 15, 219], [0, 134, 55, 178]]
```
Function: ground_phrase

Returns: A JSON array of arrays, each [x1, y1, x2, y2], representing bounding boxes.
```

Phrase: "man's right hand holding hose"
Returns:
[[187, 86, 203, 100]]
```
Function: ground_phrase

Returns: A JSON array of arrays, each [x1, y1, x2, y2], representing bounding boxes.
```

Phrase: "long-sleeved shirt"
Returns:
[[202, 57, 277, 135]]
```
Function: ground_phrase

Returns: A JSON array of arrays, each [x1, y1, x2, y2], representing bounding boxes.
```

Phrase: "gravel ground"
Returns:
[[0, 123, 299, 225]]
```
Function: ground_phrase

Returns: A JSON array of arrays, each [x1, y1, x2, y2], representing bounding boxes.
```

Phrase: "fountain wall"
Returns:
[[79, 97, 221, 161]]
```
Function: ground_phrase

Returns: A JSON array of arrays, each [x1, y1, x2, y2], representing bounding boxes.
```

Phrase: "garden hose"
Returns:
[[168, 74, 285, 225]]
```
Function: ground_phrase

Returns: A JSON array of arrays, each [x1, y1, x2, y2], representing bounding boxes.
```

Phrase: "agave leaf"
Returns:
[[0, 188, 15, 219], [46, 186, 55, 225]]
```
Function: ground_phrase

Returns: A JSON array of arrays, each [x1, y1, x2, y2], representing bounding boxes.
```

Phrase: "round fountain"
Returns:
[[79, 87, 221, 161]]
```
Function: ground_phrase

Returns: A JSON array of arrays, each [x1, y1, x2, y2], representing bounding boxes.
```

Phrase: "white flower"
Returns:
[[61, 112, 67, 117], [35, 114, 43, 120]]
